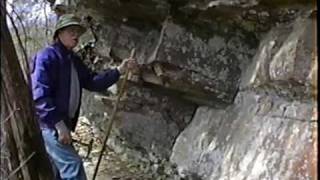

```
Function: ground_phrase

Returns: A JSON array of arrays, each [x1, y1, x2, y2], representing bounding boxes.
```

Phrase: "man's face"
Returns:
[[58, 25, 82, 50]]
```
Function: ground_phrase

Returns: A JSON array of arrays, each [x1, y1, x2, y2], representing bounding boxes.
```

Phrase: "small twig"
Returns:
[[0, 127, 10, 178], [1, 103, 20, 125], [7, 2, 28, 56], [0, 3, 30, 84], [4, 152, 36, 180], [146, 17, 170, 64], [43, 1, 50, 41], [1, 3, 28, 65]]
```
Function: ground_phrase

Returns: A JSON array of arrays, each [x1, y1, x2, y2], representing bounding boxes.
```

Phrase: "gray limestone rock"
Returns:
[[170, 91, 315, 179], [8, 1, 316, 179], [240, 16, 314, 95]]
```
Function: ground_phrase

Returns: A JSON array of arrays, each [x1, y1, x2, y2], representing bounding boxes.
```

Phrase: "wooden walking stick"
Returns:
[[92, 49, 135, 180]]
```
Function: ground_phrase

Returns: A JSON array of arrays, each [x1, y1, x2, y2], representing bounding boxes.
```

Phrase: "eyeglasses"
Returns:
[[65, 26, 82, 36]]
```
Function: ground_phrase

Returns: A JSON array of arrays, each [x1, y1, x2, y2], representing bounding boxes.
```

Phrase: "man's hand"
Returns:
[[55, 120, 72, 144], [117, 58, 138, 74]]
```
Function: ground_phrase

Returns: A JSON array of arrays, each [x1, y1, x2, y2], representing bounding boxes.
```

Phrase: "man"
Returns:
[[31, 14, 136, 179]]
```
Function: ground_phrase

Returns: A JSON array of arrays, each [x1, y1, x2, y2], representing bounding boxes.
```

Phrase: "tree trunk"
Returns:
[[0, 1, 54, 179]]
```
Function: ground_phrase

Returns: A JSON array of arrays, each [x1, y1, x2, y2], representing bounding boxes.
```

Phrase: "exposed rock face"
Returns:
[[171, 92, 315, 179], [170, 14, 316, 179], [91, 20, 257, 106], [81, 86, 196, 158], [241, 16, 315, 98], [9, 0, 316, 179]]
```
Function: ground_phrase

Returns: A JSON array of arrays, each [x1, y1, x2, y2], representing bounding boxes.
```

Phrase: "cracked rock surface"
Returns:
[[8, 0, 317, 179]]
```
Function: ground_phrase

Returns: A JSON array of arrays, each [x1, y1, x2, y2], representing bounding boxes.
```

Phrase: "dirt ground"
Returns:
[[72, 117, 153, 180]]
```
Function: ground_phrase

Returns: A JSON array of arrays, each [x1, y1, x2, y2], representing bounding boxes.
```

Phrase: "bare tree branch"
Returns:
[[0, 3, 30, 85], [1, 103, 20, 125], [7, 2, 29, 56], [4, 152, 36, 180], [43, 0, 50, 42]]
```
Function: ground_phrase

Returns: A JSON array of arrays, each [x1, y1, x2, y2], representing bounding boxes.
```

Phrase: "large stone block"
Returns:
[[170, 91, 315, 179], [81, 87, 196, 159], [93, 21, 257, 106], [240, 16, 315, 96]]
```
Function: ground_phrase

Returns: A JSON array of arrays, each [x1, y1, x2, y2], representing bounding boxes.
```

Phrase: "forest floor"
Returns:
[[72, 117, 153, 180]]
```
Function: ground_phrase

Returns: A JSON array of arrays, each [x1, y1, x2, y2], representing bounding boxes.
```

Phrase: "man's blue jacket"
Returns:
[[31, 41, 120, 131]]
